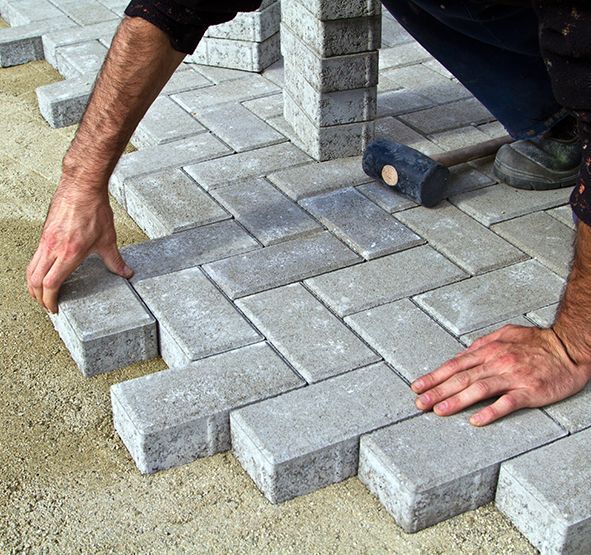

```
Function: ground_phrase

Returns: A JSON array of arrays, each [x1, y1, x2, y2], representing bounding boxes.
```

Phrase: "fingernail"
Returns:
[[412, 379, 423, 390], [435, 401, 448, 412], [470, 414, 483, 426], [417, 394, 429, 406]]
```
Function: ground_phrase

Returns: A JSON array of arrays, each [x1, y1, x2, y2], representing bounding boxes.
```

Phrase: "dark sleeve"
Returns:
[[124, 0, 263, 54], [535, 1, 591, 225]]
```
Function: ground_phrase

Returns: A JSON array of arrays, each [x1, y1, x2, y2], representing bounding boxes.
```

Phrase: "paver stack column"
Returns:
[[189, 0, 281, 72], [281, 0, 381, 161]]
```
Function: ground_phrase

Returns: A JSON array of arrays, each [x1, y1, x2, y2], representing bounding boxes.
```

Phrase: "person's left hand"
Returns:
[[411, 324, 591, 426]]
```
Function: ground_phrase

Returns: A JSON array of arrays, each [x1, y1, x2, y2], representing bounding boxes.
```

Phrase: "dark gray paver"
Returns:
[[237, 284, 380, 383], [204, 231, 360, 299], [230, 363, 419, 503], [111, 342, 304, 473], [134, 267, 262, 367], [305, 245, 466, 317], [359, 408, 565, 533], [414, 260, 565, 336], [496, 429, 591, 555]]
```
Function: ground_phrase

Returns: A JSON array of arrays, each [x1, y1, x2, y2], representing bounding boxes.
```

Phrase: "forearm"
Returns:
[[62, 16, 186, 193]]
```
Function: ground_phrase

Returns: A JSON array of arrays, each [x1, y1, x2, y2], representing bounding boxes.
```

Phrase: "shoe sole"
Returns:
[[493, 158, 577, 190]]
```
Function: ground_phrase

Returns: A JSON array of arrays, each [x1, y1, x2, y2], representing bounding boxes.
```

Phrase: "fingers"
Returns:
[[26, 247, 44, 299], [431, 376, 509, 416], [28, 254, 58, 309], [469, 392, 526, 426], [96, 243, 133, 279], [41, 256, 86, 313]]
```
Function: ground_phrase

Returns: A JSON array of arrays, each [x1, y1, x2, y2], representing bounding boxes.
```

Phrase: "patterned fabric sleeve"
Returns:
[[570, 112, 591, 225]]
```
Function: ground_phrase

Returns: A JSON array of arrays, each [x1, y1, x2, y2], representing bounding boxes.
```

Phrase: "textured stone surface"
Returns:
[[237, 284, 380, 383], [356, 182, 418, 213], [300, 188, 423, 259], [496, 429, 591, 555], [159, 66, 213, 95], [134, 267, 261, 367], [36, 73, 94, 128], [50, 271, 157, 377], [53, 0, 118, 26], [211, 178, 321, 246], [231, 363, 419, 503], [414, 260, 565, 336], [121, 220, 258, 284], [2, 0, 64, 26], [459, 317, 533, 347], [184, 142, 311, 190], [396, 202, 527, 275], [296, 0, 380, 20], [547, 204, 576, 230], [305, 245, 466, 317], [242, 92, 284, 120], [268, 156, 370, 201], [55, 39, 107, 78], [373, 116, 442, 155], [526, 303, 559, 328], [205, 1, 280, 42], [124, 169, 230, 239], [543, 383, 591, 434], [204, 231, 360, 299], [111, 342, 303, 474], [492, 212, 575, 278], [359, 408, 565, 533], [346, 298, 463, 382]]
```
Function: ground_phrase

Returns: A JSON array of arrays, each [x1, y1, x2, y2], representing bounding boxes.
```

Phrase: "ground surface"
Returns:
[[0, 42, 541, 555]]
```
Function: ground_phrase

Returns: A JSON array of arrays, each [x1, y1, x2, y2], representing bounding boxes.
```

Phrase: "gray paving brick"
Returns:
[[204, 231, 360, 299], [376, 90, 433, 118], [446, 163, 495, 197], [547, 204, 576, 230], [132, 96, 205, 149], [400, 98, 494, 135], [109, 133, 230, 208], [359, 408, 565, 533], [296, 0, 380, 19], [172, 74, 279, 111], [2, 0, 64, 26], [50, 270, 157, 377], [111, 342, 303, 473], [53, 0, 117, 26], [0, 16, 76, 67], [184, 142, 311, 191], [121, 220, 258, 284], [379, 42, 431, 70], [262, 57, 284, 87], [496, 429, 591, 555], [159, 66, 212, 96], [42, 19, 118, 66], [450, 183, 572, 227], [284, 90, 374, 161], [230, 363, 419, 503], [282, 1, 380, 58], [55, 40, 107, 79], [373, 117, 442, 156], [345, 298, 463, 382], [194, 101, 285, 152], [124, 169, 230, 239], [242, 92, 283, 120], [460, 317, 533, 347], [381, 13, 414, 47], [284, 60, 377, 126], [211, 178, 321, 246], [190, 63, 251, 84], [544, 383, 591, 434], [422, 58, 454, 79], [268, 156, 370, 201], [189, 32, 281, 73], [492, 212, 575, 278], [356, 182, 418, 213], [305, 245, 466, 317], [134, 267, 262, 367], [237, 284, 380, 383], [281, 24, 379, 93], [396, 202, 527, 275], [526, 303, 559, 328], [36, 74, 95, 128], [430, 125, 493, 151], [477, 120, 508, 139], [414, 260, 565, 336], [205, 1, 280, 42], [301, 188, 423, 259]]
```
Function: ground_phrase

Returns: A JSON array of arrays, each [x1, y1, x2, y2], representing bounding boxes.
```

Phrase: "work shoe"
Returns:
[[494, 118, 581, 190]]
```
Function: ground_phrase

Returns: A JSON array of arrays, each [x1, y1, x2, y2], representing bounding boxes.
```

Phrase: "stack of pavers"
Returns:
[[281, 0, 381, 160], [188, 0, 281, 72]]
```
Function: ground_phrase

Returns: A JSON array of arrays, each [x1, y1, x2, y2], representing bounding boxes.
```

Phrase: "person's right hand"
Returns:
[[26, 182, 133, 314]]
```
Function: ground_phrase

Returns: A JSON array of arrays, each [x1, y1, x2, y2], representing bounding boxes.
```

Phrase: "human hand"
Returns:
[[411, 324, 591, 426], [26, 181, 133, 314]]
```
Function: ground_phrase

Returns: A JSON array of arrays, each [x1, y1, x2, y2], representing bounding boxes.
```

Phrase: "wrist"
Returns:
[[552, 318, 591, 370], [61, 152, 111, 195]]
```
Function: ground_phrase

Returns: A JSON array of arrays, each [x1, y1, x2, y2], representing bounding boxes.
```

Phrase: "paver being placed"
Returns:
[[237, 284, 380, 383], [134, 267, 262, 367], [111, 342, 304, 474], [50, 269, 157, 377], [305, 245, 466, 317], [124, 169, 230, 239], [55, 39, 107, 78], [414, 260, 565, 336], [345, 298, 463, 382], [211, 178, 321, 246], [359, 408, 565, 533], [121, 220, 258, 284], [184, 142, 312, 191], [543, 383, 591, 434], [396, 201, 527, 275], [204, 231, 360, 299], [492, 212, 574, 278], [230, 363, 419, 504], [300, 188, 423, 259], [496, 428, 591, 555]]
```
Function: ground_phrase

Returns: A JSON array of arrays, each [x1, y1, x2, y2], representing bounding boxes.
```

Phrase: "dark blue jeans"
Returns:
[[381, 0, 567, 139]]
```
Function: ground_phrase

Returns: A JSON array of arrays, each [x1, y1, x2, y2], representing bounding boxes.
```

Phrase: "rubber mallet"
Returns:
[[362, 135, 513, 207]]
